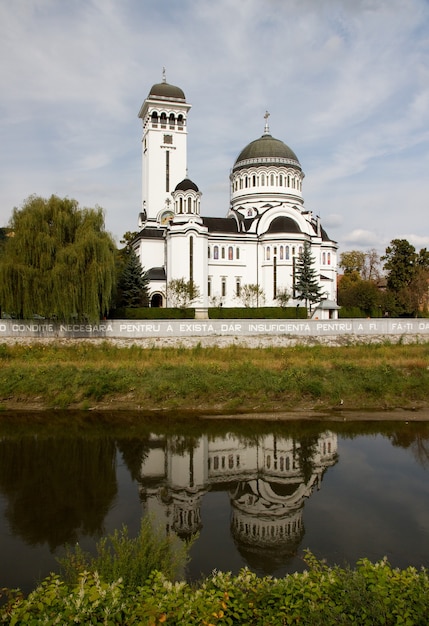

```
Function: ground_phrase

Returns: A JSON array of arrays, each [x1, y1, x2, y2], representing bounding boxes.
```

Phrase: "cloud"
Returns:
[[0, 0, 428, 255]]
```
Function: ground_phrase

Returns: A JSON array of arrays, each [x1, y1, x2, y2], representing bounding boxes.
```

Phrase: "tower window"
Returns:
[[221, 247, 225, 259], [236, 247, 240, 260], [165, 151, 170, 192], [221, 278, 226, 297], [228, 246, 233, 260], [214, 246, 219, 260]]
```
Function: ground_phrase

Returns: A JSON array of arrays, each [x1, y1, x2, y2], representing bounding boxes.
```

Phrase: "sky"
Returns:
[[1, 0, 428, 256]]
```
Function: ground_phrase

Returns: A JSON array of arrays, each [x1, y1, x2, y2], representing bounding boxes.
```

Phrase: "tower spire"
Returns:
[[264, 110, 270, 135]]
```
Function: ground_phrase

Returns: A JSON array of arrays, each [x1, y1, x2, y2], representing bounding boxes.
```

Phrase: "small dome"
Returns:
[[234, 134, 301, 171], [175, 178, 199, 192], [149, 81, 186, 101]]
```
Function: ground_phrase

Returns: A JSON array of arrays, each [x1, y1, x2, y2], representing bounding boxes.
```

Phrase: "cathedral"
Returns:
[[134, 73, 338, 313]]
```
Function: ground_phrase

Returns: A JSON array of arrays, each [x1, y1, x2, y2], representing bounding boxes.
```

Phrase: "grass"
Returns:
[[0, 341, 428, 412]]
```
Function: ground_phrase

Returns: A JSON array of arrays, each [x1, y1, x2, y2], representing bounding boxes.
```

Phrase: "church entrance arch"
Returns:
[[151, 293, 163, 308]]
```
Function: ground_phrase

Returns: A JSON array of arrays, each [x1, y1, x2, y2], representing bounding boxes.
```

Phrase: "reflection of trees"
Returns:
[[116, 438, 152, 481], [0, 437, 117, 550], [390, 430, 429, 469], [296, 435, 319, 484]]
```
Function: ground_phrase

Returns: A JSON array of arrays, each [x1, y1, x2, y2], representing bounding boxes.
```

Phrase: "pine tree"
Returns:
[[115, 247, 149, 308], [294, 241, 323, 313], [0, 195, 116, 321]]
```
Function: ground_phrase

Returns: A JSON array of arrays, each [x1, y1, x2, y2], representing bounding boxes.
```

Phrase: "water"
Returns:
[[1, 413, 429, 594]]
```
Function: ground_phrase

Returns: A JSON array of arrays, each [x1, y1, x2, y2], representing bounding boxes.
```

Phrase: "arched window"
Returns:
[[285, 246, 290, 260], [187, 197, 192, 213], [208, 246, 211, 259], [160, 112, 167, 127], [221, 247, 225, 259], [214, 246, 219, 260], [279, 174, 283, 186], [280, 246, 284, 260], [179, 197, 183, 213], [266, 246, 271, 261], [236, 247, 240, 260], [328, 252, 331, 265], [169, 113, 175, 126], [287, 175, 290, 187], [177, 114, 184, 128], [252, 175, 256, 186], [270, 173, 275, 185], [228, 246, 233, 260], [151, 111, 158, 126], [261, 174, 265, 186], [322, 252, 326, 264]]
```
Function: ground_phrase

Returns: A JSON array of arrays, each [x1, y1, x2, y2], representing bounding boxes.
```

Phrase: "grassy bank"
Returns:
[[0, 341, 428, 413]]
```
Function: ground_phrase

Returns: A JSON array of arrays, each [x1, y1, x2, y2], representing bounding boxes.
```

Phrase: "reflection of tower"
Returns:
[[139, 435, 207, 541]]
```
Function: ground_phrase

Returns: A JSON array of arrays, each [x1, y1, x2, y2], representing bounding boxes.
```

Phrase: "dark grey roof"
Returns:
[[148, 81, 186, 101], [144, 267, 166, 280], [234, 134, 301, 172], [138, 227, 165, 239], [201, 217, 240, 233], [175, 178, 199, 192], [321, 226, 333, 242], [265, 216, 302, 234]]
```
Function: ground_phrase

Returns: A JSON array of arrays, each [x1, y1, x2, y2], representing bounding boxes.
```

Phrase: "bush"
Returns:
[[110, 307, 195, 319], [3, 553, 429, 625], [57, 517, 192, 592], [209, 306, 308, 319]]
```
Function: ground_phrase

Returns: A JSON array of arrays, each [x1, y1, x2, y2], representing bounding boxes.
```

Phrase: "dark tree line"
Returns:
[[339, 240, 429, 317]]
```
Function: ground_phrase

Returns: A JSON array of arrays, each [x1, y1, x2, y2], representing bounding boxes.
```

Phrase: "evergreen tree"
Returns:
[[0, 195, 116, 321], [115, 247, 149, 308], [294, 241, 323, 312]]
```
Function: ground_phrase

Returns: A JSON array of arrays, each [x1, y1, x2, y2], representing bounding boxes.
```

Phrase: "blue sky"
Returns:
[[1, 0, 428, 256]]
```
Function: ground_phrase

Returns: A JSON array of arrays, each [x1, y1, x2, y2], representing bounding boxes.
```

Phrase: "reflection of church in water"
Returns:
[[139, 431, 337, 566]]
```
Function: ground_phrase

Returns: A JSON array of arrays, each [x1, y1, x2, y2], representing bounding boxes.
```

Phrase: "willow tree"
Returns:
[[0, 195, 116, 321]]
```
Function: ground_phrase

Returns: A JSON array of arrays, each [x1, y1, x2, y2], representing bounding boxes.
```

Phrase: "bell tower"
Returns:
[[138, 70, 191, 226]]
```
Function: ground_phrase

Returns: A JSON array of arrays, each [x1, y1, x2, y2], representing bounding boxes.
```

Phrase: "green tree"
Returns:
[[238, 283, 265, 307], [294, 241, 323, 312], [0, 195, 116, 321], [115, 247, 149, 308], [339, 250, 366, 275], [382, 239, 429, 316], [382, 239, 417, 292], [167, 278, 200, 307], [338, 274, 382, 316]]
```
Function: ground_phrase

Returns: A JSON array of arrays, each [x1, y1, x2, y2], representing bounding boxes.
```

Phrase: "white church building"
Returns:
[[134, 74, 338, 314]]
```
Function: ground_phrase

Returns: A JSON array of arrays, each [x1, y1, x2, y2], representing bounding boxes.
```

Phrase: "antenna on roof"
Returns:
[[264, 110, 270, 135], [162, 67, 166, 83]]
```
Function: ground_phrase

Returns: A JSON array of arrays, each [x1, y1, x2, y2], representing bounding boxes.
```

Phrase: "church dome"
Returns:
[[149, 81, 186, 101], [175, 178, 199, 192], [233, 134, 301, 172]]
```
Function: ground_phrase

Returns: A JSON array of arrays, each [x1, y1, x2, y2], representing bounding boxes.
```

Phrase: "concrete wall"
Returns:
[[1, 318, 428, 340]]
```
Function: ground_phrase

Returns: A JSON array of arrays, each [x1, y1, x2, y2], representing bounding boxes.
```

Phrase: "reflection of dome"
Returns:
[[149, 82, 186, 101], [175, 178, 199, 192], [233, 134, 301, 172]]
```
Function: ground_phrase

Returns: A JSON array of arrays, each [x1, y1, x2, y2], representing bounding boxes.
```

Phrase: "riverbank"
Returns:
[[0, 339, 428, 416]]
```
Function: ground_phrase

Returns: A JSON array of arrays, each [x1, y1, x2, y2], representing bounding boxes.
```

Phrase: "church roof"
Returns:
[[265, 216, 302, 234], [144, 267, 166, 280], [233, 134, 301, 172], [138, 227, 165, 239], [148, 81, 186, 101], [175, 178, 199, 192], [201, 217, 240, 233]]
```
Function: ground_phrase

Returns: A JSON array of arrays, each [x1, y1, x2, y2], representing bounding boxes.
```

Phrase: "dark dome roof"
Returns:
[[174, 178, 199, 192], [266, 216, 302, 234], [149, 81, 186, 101], [234, 134, 301, 171]]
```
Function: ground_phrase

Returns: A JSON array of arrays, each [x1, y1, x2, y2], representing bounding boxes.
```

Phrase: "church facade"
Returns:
[[134, 75, 338, 313]]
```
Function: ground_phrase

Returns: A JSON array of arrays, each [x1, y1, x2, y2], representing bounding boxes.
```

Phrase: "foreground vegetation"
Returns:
[[0, 341, 428, 412], [2, 528, 428, 625]]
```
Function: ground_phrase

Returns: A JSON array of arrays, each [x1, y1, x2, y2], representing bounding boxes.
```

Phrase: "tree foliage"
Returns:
[[238, 283, 265, 307], [381, 239, 429, 316], [294, 241, 323, 311], [167, 278, 200, 308], [0, 195, 116, 321], [114, 246, 149, 308]]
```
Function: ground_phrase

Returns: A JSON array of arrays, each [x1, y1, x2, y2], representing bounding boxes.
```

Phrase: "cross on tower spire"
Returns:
[[162, 67, 166, 83]]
